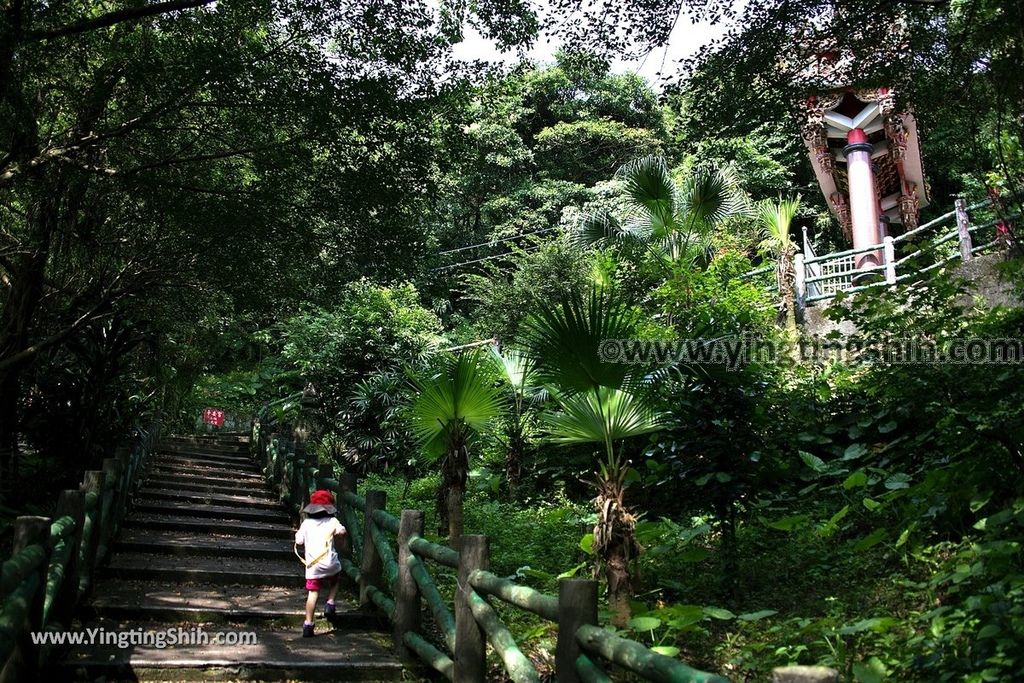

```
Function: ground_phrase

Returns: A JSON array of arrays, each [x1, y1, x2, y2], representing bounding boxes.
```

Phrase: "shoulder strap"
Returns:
[[293, 534, 333, 568]]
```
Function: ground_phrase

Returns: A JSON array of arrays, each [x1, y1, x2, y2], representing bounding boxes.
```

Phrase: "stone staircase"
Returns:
[[50, 434, 405, 681]]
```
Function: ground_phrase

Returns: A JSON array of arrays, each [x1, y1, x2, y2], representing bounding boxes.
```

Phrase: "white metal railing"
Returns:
[[791, 193, 1020, 306]]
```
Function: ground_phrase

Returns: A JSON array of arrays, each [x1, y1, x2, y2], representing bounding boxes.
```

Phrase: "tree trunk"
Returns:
[[0, 183, 58, 500], [447, 478, 464, 544], [719, 497, 738, 601], [505, 422, 525, 498], [438, 441, 469, 542], [593, 465, 638, 628]]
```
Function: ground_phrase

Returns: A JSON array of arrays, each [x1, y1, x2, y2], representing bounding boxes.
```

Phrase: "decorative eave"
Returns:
[[801, 87, 930, 240]]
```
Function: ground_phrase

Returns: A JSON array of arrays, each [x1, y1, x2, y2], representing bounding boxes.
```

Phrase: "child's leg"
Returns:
[[326, 579, 340, 605], [305, 590, 319, 623]]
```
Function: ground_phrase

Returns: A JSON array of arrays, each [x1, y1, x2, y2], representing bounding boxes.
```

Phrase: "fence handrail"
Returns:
[[789, 192, 1018, 307], [0, 420, 161, 678]]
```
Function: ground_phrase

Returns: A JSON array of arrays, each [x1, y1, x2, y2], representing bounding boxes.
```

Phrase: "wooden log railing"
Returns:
[[0, 422, 161, 682], [251, 412, 734, 683]]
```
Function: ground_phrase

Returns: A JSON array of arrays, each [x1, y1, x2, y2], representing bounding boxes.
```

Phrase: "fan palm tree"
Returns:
[[522, 287, 664, 626], [408, 351, 504, 542], [575, 155, 745, 269], [489, 346, 542, 496], [757, 195, 802, 336]]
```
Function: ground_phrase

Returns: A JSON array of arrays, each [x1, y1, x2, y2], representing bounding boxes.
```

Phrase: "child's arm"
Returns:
[[333, 519, 347, 537]]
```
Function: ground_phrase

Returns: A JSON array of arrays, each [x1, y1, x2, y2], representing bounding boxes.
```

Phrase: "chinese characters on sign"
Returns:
[[202, 408, 225, 427]]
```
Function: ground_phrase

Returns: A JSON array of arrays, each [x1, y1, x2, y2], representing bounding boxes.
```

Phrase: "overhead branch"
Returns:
[[24, 0, 216, 43]]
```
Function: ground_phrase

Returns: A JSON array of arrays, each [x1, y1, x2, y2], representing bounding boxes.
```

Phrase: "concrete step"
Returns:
[[48, 619, 403, 681], [115, 529, 294, 560], [133, 499, 291, 523], [124, 513, 294, 540], [139, 488, 282, 510], [156, 450, 256, 467], [160, 444, 250, 458], [165, 433, 250, 443], [149, 465, 266, 484], [146, 477, 275, 498], [164, 435, 250, 447], [88, 580, 376, 628], [100, 552, 299, 587], [153, 455, 261, 474]]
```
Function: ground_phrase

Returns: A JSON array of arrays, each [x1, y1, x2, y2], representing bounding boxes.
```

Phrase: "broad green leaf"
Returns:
[[853, 528, 887, 551], [737, 609, 778, 621], [843, 443, 868, 460], [839, 617, 899, 635], [862, 497, 882, 511], [844, 470, 868, 489], [650, 645, 681, 657], [678, 548, 711, 562], [703, 607, 735, 620], [579, 533, 595, 554], [629, 616, 662, 632], [884, 473, 911, 490], [827, 505, 850, 526], [761, 514, 810, 531], [799, 451, 828, 473], [878, 420, 898, 434]]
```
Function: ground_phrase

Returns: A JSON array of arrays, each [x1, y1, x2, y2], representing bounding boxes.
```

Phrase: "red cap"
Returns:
[[309, 489, 335, 505]]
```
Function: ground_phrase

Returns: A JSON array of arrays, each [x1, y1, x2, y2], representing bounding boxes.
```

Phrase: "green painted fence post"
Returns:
[[339, 473, 360, 562], [98, 458, 119, 563], [272, 433, 284, 487], [78, 470, 105, 599], [101, 457, 121, 543], [6, 516, 51, 682], [455, 534, 488, 683], [359, 490, 387, 611], [557, 578, 599, 683], [51, 490, 85, 627], [115, 445, 132, 518], [394, 509, 424, 658]]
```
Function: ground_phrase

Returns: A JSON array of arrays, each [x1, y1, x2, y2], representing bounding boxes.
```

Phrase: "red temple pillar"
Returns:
[[844, 128, 882, 270]]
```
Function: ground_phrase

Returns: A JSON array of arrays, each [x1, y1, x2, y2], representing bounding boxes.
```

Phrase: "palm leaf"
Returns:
[[408, 351, 504, 461], [677, 165, 745, 230], [521, 287, 645, 394], [756, 195, 801, 256], [574, 211, 629, 249], [543, 386, 665, 447], [617, 155, 676, 225], [489, 346, 537, 395]]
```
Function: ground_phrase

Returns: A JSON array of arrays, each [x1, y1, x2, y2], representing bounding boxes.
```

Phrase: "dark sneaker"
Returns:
[[324, 602, 336, 621], [302, 622, 314, 638]]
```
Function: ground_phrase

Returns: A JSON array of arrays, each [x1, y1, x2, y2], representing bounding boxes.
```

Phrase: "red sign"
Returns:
[[202, 408, 225, 427]]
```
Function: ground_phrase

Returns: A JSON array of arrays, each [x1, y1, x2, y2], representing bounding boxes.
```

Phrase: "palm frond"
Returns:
[[574, 211, 628, 249], [542, 386, 665, 446], [408, 351, 504, 460], [677, 165, 745, 230], [521, 287, 644, 394], [756, 195, 801, 256], [617, 156, 676, 224], [489, 345, 538, 394]]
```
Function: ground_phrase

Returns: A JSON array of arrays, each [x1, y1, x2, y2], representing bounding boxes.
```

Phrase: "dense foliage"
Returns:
[[3, 0, 1024, 680]]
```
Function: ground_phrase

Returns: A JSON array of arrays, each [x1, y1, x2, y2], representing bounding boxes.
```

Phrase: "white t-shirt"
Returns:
[[295, 516, 346, 579]]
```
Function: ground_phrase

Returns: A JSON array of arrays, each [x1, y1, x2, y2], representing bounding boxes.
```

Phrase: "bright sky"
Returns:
[[450, 10, 734, 86]]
